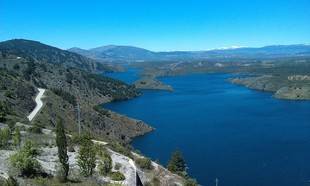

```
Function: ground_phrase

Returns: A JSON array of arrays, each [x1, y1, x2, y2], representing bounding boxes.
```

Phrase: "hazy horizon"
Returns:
[[1, 0, 309, 51]]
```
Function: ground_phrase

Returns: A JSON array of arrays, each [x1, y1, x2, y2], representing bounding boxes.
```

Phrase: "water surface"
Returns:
[[105, 70, 310, 186]]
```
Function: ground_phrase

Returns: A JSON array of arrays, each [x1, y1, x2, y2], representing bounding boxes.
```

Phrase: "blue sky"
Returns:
[[1, 0, 309, 51]]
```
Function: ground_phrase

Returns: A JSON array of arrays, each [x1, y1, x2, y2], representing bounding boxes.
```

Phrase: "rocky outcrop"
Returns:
[[230, 75, 310, 100], [134, 77, 173, 91], [275, 86, 310, 100]]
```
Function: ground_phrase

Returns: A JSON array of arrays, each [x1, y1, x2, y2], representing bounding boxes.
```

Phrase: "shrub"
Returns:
[[13, 127, 21, 147], [0, 101, 9, 122], [98, 150, 112, 176], [114, 163, 121, 170], [135, 157, 153, 170], [10, 140, 41, 177], [152, 177, 160, 186], [70, 133, 82, 145], [109, 171, 125, 181], [28, 124, 42, 134], [2, 176, 18, 186], [77, 133, 96, 177], [0, 128, 11, 148], [185, 178, 198, 186]]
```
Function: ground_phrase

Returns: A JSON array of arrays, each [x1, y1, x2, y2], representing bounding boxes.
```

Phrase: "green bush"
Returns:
[[13, 127, 21, 147], [135, 157, 153, 170], [114, 163, 121, 170], [27, 124, 42, 134], [70, 133, 82, 145], [109, 171, 125, 181], [0, 128, 11, 148], [98, 149, 112, 176], [10, 140, 41, 177], [0, 101, 9, 122], [1, 176, 18, 186], [77, 133, 96, 177]]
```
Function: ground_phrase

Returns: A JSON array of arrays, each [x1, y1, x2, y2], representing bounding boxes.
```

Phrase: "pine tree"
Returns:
[[56, 118, 69, 182], [167, 150, 186, 175], [77, 133, 96, 177]]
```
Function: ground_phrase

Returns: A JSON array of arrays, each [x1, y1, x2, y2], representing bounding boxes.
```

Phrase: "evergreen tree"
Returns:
[[77, 133, 96, 177], [56, 118, 69, 181], [167, 150, 186, 175]]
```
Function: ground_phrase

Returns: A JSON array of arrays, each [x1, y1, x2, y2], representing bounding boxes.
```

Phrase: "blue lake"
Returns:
[[105, 70, 310, 186]]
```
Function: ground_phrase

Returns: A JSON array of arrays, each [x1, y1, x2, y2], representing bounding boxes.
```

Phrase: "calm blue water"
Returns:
[[105, 70, 310, 186]]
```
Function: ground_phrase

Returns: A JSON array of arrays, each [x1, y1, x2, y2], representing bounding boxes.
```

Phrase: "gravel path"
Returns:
[[27, 88, 46, 121]]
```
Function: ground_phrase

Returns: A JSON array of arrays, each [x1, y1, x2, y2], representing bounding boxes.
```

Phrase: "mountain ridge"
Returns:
[[0, 39, 116, 72], [68, 44, 310, 62]]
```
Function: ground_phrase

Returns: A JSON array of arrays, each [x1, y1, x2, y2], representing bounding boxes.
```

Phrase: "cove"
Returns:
[[105, 70, 310, 186]]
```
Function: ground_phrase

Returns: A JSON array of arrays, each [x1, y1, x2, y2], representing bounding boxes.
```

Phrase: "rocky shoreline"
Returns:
[[230, 75, 310, 100]]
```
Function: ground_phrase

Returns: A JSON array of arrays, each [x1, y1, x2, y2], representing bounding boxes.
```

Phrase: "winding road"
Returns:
[[27, 88, 46, 121]]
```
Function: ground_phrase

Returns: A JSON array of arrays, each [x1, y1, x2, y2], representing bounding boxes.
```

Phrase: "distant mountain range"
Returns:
[[68, 44, 310, 62]]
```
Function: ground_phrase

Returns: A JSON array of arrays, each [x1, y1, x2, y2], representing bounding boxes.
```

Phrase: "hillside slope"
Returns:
[[0, 39, 115, 72], [0, 40, 152, 142]]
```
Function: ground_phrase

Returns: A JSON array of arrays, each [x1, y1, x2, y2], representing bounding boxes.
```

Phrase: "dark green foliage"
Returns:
[[13, 127, 21, 147], [0, 128, 11, 148], [70, 133, 82, 145], [83, 73, 139, 100], [65, 71, 74, 84], [10, 140, 41, 177], [51, 88, 77, 106], [109, 171, 125, 181], [0, 101, 9, 122], [167, 150, 186, 175], [28, 123, 42, 134], [13, 64, 20, 70], [77, 133, 96, 177], [0, 39, 109, 72], [22, 61, 36, 81], [97, 147, 112, 176], [56, 118, 69, 182], [135, 157, 153, 170]]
